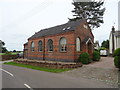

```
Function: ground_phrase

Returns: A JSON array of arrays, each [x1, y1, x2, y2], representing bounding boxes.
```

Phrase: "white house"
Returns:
[[118, 1, 120, 30], [109, 26, 120, 54], [94, 40, 100, 50]]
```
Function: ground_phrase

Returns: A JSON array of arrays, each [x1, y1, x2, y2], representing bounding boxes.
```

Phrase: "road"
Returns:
[[2, 64, 118, 89]]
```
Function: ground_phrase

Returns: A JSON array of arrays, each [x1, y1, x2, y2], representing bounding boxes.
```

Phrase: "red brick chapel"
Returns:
[[23, 19, 94, 62]]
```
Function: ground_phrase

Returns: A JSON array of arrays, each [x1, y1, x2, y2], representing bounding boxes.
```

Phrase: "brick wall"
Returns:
[[74, 21, 94, 60], [25, 20, 94, 62], [14, 59, 82, 69], [2, 55, 18, 60], [27, 31, 76, 62]]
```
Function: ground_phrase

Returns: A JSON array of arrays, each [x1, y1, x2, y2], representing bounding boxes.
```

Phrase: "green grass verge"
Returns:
[[11, 52, 19, 55], [4, 62, 71, 73], [0, 52, 19, 55], [0, 53, 5, 55]]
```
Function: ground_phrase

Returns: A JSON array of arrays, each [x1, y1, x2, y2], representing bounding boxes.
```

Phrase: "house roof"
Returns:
[[82, 36, 94, 45], [114, 31, 120, 37], [24, 42, 28, 45], [28, 19, 85, 40]]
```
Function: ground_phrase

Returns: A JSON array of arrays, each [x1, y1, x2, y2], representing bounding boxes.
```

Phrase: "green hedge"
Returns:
[[114, 48, 120, 69], [93, 51, 100, 61], [79, 52, 90, 64], [114, 48, 120, 56], [114, 56, 120, 68]]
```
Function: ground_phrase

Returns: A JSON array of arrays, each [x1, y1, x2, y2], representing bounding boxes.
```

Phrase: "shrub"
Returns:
[[114, 48, 120, 56], [114, 56, 120, 68], [98, 47, 106, 52], [93, 51, 100, 61], [79, 52, 90, 64]]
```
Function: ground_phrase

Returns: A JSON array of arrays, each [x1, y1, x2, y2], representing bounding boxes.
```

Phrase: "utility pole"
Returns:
[[0, 40, 2, 61], [0, 40, 2, 53]]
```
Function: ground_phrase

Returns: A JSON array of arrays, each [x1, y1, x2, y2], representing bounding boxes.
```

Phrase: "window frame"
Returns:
[[38, 40, 43, 52], [59, 37, 67, 52], [47, 39, 53, 52], [76, 37, 81, 52], [31, 41, 35, 52]]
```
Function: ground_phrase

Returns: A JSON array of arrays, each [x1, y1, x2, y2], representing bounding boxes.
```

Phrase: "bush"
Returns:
[[98, 47, 106, 52], [114, 56, 120, 68], [79, 52, 90, 64], [93, 51, 100, 61], [114, 48, 120, 56], [114, 48, 120, 70]]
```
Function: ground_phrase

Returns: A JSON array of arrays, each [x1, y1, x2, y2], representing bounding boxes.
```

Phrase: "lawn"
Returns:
[[0, 53, 5, 55], [0, 52, 19, 55], [4, 62, 71, 73]]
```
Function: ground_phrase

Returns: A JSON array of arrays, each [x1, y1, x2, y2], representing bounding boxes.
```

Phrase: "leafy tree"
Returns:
[[1, 41, 5, 46], [2, 47, 8, 53], [69, 0, 105, 29], [101, 40, 109, 49], [13, 50, 17, 52], [0, 40, 8, 53]]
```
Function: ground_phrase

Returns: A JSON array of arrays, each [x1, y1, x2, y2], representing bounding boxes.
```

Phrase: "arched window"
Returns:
[[47, 39, 53, 51], [76, 37, 81, 51], [59, 37, 67, 52], [38, 40, 42, 52], [31, 41, 34, 52]]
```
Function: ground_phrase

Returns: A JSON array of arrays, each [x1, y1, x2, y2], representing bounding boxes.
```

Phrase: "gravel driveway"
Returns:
[[61, 57, 119, 88]]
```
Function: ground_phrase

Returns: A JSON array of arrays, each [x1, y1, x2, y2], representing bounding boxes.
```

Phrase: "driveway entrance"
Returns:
[[61, 57, 118, 88]]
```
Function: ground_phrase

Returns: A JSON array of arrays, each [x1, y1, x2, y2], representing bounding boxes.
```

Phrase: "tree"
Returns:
[[101, 40, 109, 49], [69, 0, 105, 29], [13, 50, 17, 52], [0, 40, 8, 53], [2, 47, 8, 53]]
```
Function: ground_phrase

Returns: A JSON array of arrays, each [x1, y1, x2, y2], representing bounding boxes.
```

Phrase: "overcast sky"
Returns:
[[0, 0, 119, 51]]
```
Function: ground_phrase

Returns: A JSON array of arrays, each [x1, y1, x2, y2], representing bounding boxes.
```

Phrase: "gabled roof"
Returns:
[[28, 19, 85, 40], [24, 42, 28, 45], [82, 36, 94, 45]]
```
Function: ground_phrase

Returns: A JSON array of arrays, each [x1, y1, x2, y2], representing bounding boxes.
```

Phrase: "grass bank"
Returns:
[[4, 62, 71, 73], [0, 52, 19, 55]]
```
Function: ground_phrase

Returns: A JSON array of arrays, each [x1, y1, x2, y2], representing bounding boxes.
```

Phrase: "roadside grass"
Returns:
[[11, 52, 19, 55], [4, 62, 71, 73], [0, 52, 19, 55], [0, 53, 5, 55]]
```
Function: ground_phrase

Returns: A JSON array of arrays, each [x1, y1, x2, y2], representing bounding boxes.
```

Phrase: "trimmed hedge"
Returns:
[[114, 56, 120, 68], [93, 51, 100, 61], [113, 48, 120, 70], [79, 52, 90, 64], [114, 48, 120, 56]]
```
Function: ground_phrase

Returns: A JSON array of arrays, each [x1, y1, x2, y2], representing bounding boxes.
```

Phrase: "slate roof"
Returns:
[[28, 19, 85, 40], [114, 31, 120, 37], [24, 42, 28, 45]]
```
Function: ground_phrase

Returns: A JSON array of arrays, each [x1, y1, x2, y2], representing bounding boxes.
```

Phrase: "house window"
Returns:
[[38, 40, 42, 52], [76, 37, 81, 51], [47, 39, 53, 51], [59, 37, 67, 52], [31, 41, 34, 52]]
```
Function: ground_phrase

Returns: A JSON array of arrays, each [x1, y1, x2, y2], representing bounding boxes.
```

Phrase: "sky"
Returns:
[[0, 0, 119, 51]]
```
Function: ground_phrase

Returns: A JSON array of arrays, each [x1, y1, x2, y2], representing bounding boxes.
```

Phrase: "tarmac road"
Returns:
[[2, 64, 118, 89]]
